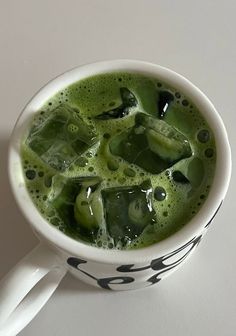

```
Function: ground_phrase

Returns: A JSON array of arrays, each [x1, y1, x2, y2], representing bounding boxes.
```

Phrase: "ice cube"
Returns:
[[102, 179, 156, 245], [95, 87, 138, 120], [109, 113, 192, 174], [50, 175, 102, 241], [27, 104, 98, 171]]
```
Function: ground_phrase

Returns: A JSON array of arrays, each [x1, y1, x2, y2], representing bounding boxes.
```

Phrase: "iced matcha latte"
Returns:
[[21, 72, 216, 249]]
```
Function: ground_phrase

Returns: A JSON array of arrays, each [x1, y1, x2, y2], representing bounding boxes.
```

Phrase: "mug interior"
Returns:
[[8, 60, 231, 264]]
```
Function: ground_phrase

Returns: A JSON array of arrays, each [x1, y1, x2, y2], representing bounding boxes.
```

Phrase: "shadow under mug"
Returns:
[[0, 60, 231, 336]]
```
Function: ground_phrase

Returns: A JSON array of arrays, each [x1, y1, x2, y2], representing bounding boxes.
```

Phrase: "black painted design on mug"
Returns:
[[67, 257, 87, 268], [67, 234, 203, 290], [67, 257, 98, 281], [117, 235, 202, 273], [147, 269, 167, 285], [147, 235, 202, 284], [204, 201, 223, 228], [67, 257, 134, 290], [97, 277, 134, 290]]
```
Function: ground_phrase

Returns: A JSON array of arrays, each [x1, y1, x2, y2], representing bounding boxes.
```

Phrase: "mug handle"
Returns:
[[0, 243, 67, 336]]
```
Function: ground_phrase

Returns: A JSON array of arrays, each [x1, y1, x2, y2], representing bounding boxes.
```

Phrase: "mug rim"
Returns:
[[8, 59, 231, 264]]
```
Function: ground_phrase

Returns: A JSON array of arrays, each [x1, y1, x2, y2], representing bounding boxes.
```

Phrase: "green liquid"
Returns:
[[21, 72, 216, 249]]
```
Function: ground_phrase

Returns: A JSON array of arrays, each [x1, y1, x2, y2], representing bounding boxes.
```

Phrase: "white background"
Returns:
[[0, 1, 236, 335]]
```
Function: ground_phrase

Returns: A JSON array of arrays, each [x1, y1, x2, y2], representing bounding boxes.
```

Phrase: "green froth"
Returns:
[[21, 72, 216, 249]]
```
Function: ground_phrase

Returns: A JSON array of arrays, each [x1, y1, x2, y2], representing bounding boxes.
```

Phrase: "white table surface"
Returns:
[[0, 1, 236, 335]]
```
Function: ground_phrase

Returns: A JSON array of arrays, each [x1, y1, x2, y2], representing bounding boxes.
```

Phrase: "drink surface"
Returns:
[[21, 72, 216, 249]]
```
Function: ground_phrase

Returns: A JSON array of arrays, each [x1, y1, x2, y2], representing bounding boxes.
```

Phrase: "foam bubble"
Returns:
[[25, 169, 36, 180]]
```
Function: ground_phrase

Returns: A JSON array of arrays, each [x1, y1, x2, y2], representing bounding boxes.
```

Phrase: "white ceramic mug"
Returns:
[[0, 60, 231, 336]]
